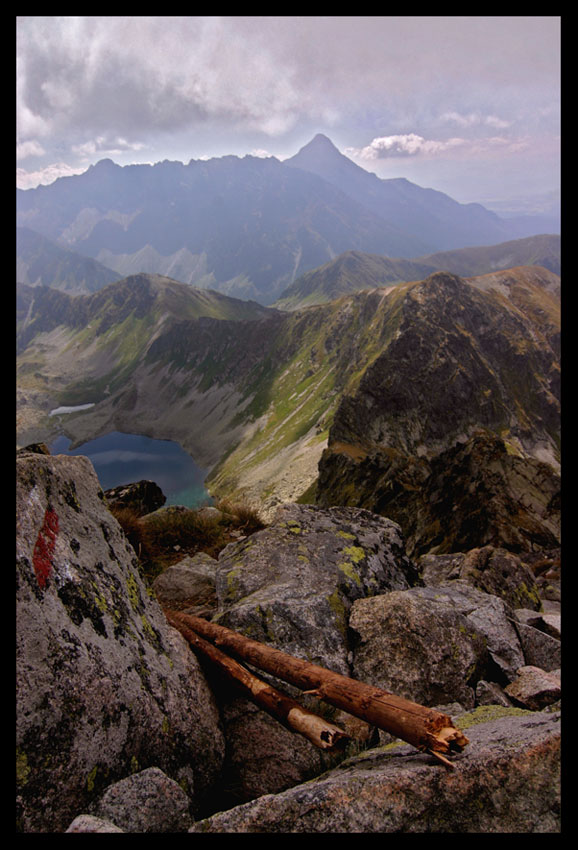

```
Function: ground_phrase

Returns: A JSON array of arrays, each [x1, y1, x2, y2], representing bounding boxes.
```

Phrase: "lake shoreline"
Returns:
[[50, 431, 212, 509]]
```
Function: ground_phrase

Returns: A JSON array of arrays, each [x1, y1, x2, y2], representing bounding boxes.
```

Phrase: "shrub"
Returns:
[[109, 499, 266, 583]]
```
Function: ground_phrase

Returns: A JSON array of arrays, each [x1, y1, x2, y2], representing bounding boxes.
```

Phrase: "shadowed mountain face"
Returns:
[[17, 266, 560, 555], [17, 136, 558, 306], [315, 270, 560, 556]]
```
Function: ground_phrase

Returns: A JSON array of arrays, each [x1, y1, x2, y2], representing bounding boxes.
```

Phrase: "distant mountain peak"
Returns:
[[289, 133, 346, 164]]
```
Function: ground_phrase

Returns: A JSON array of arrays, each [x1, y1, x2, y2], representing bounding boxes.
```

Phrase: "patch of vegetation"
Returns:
[[109, 498, 266, 583]]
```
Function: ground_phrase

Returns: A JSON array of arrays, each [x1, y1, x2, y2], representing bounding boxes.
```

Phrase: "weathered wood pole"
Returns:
[[168, 611, 469, 762], [165, 610, 350, 751]]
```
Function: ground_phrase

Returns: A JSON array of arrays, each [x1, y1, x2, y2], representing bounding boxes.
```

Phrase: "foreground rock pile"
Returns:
[[16, 449, 561, 832]]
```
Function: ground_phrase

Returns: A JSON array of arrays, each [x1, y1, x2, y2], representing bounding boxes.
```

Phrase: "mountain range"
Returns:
[[17, 264, 560, 555], [16, 134, 560, 305], [274, 234, 561, 310]]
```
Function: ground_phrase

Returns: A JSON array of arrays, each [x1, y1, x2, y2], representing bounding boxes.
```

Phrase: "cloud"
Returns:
[[17, 163, 88, 190], [441, 111, 512, 129], [71, 136, 147, 159], [347, 134, 467, 160], [17, 139, 45, 161], [347, 132, 532, 163]]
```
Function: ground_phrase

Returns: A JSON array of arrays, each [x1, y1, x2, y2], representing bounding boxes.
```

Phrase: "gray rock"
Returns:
[[419, 546, 542, 611], [349, 581, 525, 711], [152, 553, 218, 613], [104, 479, 166, 517], [92, 767, 193, 833], [504, 666, 561, 711], [215, 503, 421, 675], [208, 503, 420, 804], [190, 709, 561, 833], [475, 680, 513, 707], [514, 608, 561, 640], [513, 621, 561, 671], [349, 589, 488, 709], [16, 451, 225, 833], [66, 814, 125, 833]]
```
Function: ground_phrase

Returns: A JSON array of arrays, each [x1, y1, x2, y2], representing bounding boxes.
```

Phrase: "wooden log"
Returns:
[[165, 610, 350, 752], [168, 611, 469, 762]]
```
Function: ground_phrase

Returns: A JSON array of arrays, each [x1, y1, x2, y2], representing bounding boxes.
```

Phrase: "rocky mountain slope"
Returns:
[[274, 234, 561, 310], [17, 265, 560, 558], [16, 135, 558, 305], [17, 226, 123, 294], [316, 269, 560, 556]]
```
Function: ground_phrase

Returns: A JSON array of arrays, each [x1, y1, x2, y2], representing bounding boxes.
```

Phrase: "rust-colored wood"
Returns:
[[165, 611, 350, 751], [168, 611, 469, 762]]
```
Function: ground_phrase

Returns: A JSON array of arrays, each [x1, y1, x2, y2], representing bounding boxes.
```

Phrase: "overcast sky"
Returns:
[[16, 16, 561, 209]]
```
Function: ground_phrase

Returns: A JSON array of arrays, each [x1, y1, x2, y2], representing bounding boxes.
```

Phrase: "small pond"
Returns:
[[50, 431, 211, 508]]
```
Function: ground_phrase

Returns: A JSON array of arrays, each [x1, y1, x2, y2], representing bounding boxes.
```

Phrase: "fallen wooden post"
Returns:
[[165, 610, 350, 752], [167, 611, 469, 767]]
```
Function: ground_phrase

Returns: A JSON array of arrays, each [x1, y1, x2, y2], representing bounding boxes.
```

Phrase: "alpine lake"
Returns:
[[50, 430, 211, 508]]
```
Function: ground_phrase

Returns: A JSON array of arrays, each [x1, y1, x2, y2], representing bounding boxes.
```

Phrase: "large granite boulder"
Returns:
[[215, 503, 421, 674], [349, 581, 526, 710], [190, 708, 561, 833], [207, 503, 421, 804], [16, 449, 225, 833]]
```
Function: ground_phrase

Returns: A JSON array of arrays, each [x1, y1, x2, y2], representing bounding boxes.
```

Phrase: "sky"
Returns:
[[16, 16, 561, 211]]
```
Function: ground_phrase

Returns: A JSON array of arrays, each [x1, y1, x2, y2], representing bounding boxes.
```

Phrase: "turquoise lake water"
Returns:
[[50, 431, 211, 508]]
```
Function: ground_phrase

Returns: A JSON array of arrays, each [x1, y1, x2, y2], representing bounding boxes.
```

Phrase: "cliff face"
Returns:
[[316, 271, 560, 556]]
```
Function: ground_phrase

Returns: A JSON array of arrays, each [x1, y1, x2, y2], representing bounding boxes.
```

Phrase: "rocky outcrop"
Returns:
[[104, 479, 166, 517], [316, 272, 560, 556], [190, 707, 561, 833], [418, 546, 543, 611], [16, 448, 225, 833]]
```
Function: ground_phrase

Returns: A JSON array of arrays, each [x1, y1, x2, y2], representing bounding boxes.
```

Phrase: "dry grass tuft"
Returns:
[[109, 499, 266, 582]]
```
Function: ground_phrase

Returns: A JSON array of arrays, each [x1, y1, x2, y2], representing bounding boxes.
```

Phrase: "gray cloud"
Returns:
[[16, 16, 560, 200]]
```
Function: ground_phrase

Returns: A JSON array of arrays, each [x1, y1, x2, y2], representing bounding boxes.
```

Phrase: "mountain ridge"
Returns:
[[17, 135, 559, 305], [17, 265, 560, 554], [274, 234, 561, 310]]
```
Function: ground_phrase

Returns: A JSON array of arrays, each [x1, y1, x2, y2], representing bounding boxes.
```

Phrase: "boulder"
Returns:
[[349, 589, 488, 710], [90, 767, 193, 833], [16, 449, 225, 833], [514, 608, 561, 640], [419, 546, 542, 611], [350, 581, 526, 712], [152, 552, 218, 615], [504, 666, 561, 711], [513, 621, 561, 672], [475, 680, 513, 707], [104, 479, 166, 517], [215, 503, 421, 675], [190, 708, 561, 833], [208, 503, 420, 804]]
